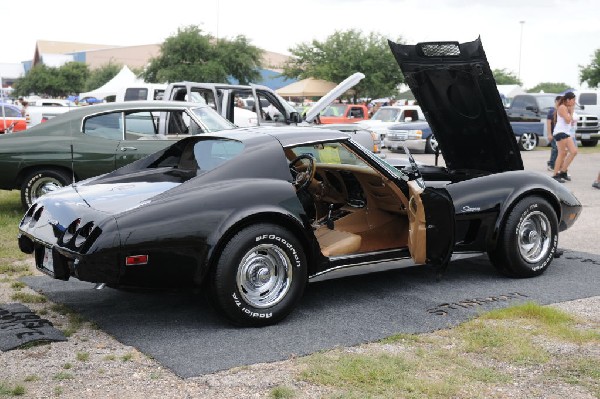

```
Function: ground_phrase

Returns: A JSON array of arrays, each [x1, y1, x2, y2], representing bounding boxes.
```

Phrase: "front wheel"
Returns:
[[488, 196, 558, 277], [580, 139, 598, 147], [425, 135, 438, 154], [518, 133, 538, 151], [209, 224, 307, 327], [21, 169, 72, 209]]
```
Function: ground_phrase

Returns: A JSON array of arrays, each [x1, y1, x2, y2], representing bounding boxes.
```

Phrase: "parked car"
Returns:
[[315, 123, 382, 154], [319, 103, 370, 124], [18, 38, 581, 327], [0, 101, 236, 208], [356, 105, 425, 143], [383, 120, 435, 153], [0, 103, 27, 133]]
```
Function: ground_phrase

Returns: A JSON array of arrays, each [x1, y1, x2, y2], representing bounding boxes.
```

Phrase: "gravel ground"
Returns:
[[1, 149, 598, 398]]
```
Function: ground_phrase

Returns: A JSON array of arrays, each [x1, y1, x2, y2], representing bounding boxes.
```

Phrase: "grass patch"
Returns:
[[62, 363, 72, 370], [52, 372, 73, 381], [103, 354, 116, 361], [553, 356, 600, 396], [0, 191, 27, 262], [0, 264, 30, 276], [22, 376, 38, 383], [10, 281, 25, 290], [76, 352, 90, 362], [269, 385, 296, 398], [10, 292, 46, 304], [0, 382, 26, 396], [121, 353, 134, 362], [49, 304, 86, 337]]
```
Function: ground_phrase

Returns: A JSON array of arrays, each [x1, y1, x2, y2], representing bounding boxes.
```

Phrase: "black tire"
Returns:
[[488, 196, 558, 278], [21, 169, 72, 209], [580, 139, 598, 147], [425, 135, 438, 154], [209, 224, 307, 327]]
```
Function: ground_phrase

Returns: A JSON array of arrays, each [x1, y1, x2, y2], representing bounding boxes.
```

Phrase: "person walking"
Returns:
[[546, 95, 561, 171], [593, 171, 600, 189], [552, 92, 578, 183]]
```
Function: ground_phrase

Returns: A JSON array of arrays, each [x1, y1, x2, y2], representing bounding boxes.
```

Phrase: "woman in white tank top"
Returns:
[[552, 92, 578, 182]]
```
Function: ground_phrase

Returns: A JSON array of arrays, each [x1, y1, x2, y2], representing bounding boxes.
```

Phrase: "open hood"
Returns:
[[388, 38, 523, 173], [304, 72, 365, 123]]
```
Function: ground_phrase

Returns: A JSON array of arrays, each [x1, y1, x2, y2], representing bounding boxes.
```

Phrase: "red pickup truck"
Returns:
[[319, 103, 370, 124]]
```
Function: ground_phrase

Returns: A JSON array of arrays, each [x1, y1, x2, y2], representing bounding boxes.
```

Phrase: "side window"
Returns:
[[523, 96, 537, 109], [579, 93, 597, 106], [190, 89, 216, 110], [124, 111, 158, 140], [165, 110, 201, 135], [349, 107, 364, 118], [510, 96, 527, 109], [258, 92, 283, 121], [124, 88, 149, 101], [83, 112, 122, 140]]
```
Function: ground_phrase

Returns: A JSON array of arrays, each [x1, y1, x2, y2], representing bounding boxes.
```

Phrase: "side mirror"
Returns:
[[289, 111, 302, 124], [579, 104, 585, 110]]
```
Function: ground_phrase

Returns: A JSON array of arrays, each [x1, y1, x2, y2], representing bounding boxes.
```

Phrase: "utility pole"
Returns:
[[518, 20, 525, 83]]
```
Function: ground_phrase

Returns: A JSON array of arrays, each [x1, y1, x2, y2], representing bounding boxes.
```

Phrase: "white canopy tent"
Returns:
[[79, 66, 145, 100]]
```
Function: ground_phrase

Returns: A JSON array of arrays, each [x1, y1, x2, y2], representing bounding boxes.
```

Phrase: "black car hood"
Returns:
[[388, 38, 523, 173]]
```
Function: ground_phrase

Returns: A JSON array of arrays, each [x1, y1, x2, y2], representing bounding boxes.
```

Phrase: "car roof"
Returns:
[[206, 126, 351, 148]]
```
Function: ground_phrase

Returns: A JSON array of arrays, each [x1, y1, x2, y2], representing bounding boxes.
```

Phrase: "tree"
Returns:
[[85, 62, 122, 92], [527, 82, 571, 94], [579, 49, 600, 88], [492, 68, 522, 85], [13, 62, 90, 97], [141, 25, 262, 84], [282, 29, 405, 102]]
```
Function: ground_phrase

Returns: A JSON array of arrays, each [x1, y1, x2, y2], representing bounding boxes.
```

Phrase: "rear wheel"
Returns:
[[21, 169, 72, 209], [209, 224, 307, 327], [518, 133, 538, 151], [488, 196, 558, 277]]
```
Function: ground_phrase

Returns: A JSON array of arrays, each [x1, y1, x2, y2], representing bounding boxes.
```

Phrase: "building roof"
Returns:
[[34, 40, 121, 66]]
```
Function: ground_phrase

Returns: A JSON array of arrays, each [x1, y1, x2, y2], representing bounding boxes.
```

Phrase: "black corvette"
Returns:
[[18, 38, 582, 326]]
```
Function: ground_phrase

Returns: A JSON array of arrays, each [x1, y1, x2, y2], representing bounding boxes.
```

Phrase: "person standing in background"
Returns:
[[593, 171, 600, 189], [546, 95, 561, 171], [552, 92, 578, 183]]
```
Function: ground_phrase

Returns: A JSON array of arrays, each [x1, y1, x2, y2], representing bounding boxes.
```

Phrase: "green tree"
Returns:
[[85, 62, 122, 92], [282, 29, 404, 101], [14, 62, 89, 97], [492, 68, 522, 85], [579, 49, 600, 88], [527, 82, 571, 94], [141, 25, 262, 84]]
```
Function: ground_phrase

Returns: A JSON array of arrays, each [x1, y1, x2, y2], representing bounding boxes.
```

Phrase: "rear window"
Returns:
[[124, 88, 149, 101]]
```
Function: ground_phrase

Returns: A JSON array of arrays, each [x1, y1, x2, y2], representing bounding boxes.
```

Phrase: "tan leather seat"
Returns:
[[315, 227, 362, 257]]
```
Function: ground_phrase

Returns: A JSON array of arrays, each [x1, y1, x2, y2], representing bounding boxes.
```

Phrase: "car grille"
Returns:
[[577, 115, 599, 132], [386, 131, 409, 141]]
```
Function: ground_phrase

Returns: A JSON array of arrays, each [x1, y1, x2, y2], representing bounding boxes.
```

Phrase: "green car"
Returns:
[[0, 100, 236, 208]]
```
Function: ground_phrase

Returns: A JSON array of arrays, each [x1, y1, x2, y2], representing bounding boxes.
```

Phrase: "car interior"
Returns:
[[286, 142, 426, 262]]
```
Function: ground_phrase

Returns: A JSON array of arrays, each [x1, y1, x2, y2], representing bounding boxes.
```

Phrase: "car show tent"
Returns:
[[79, 66, 145, 100], [276, 77, 339, 97]]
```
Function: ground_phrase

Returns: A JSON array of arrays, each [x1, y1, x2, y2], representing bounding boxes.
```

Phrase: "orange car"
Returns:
[[0, 103, 27, 133], [319, 103, 370, 124]]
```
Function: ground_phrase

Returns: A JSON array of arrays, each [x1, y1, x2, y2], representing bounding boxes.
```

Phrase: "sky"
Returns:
[[2, 0, 599, 90]]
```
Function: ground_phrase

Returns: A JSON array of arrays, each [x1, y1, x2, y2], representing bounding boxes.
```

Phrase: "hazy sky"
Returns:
[[2, 0, 599, 89]]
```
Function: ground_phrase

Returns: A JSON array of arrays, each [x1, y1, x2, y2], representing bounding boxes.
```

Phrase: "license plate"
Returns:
[[42, 247, 54, 272], [582, 134, 591, 140]]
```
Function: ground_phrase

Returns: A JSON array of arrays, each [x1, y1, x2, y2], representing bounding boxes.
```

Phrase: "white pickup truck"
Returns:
[[26, 99, 77, 128]]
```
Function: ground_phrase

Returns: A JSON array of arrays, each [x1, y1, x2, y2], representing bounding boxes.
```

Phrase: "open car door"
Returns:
[[403, 152, 455, 266]]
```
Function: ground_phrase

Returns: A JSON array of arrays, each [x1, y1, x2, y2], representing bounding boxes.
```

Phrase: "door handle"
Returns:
[[120, 146, 138, 151]]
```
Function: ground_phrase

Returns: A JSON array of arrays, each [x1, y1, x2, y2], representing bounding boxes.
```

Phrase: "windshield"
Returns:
[[321, 104, 346, 117], [191, 107, 236, 132], [536, 95, 556, 110], [371, 108, 400, 122]]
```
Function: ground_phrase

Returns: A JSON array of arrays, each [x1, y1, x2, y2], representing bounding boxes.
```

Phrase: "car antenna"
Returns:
[[70, 144, 76, 185]]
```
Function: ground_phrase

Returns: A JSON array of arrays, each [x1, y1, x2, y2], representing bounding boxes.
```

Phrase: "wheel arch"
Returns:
[[204, 212, 319, 283], [16, 164, 77, 188], [487, 188, 561, 252]]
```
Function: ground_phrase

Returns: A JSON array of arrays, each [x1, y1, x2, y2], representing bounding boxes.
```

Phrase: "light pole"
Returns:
[[518, 20, 525, 83]]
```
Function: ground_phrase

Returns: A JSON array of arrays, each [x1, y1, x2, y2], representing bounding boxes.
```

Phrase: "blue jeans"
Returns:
[[548, 139, 558, 168]]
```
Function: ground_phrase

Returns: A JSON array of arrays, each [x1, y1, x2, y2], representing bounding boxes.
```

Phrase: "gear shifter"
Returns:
[[326, 204, 334, 230]]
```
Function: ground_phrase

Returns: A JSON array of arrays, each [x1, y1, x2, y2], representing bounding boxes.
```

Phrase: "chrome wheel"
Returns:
[[519, 133, 537, 151], [517, 211, 551, 263], [426, 135, 438, 153], [236, 243, 293, 309], [30, 177, 62, 202]]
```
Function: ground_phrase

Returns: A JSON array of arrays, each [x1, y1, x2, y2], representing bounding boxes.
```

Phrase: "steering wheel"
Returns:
[[289, 154, 316, 190]]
